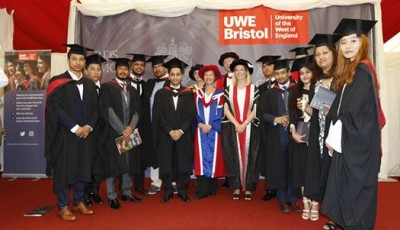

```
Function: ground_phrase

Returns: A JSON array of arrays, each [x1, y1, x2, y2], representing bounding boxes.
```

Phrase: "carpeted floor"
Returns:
[[0, 177, 399, 230]]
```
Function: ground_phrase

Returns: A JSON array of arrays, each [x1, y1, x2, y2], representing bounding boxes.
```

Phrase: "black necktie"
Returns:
[[282, 86, 289, 114]]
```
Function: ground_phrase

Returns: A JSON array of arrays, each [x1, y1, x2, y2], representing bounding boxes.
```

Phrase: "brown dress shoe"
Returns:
[[72, 202, 94, 215], [58, 207, 76, 221]]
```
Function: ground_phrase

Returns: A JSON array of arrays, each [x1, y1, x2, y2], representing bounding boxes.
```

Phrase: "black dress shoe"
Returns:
[[121, 195, 143, 203], [194, 194, 208, 200], [261, 192, 273, 201], [222, 179, 229, 188], [161, 193, 173, 203], [84, 196, 93, 207], [136, 188, 148, 196], [91, 193, 104, 204], [109, 199, 121, 210], [177, 193, 191, 203]]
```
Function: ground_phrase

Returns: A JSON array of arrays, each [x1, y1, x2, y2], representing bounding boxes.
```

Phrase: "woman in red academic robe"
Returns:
[[222, 59, 260, 201]]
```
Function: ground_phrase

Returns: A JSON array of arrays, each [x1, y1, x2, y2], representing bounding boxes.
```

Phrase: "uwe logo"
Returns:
[[219, 6, 309, 45]]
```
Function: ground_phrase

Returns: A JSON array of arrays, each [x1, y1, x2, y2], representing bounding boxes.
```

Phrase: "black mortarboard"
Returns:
[[109, 58, 131, 69], [146, 55, 168, 66], [333, 18, 377, 36], [127, 53, 147, 62], [272, 59, 292, 71], [290, 55, 314, 72], [163, 57, 189, 72], [63, 44, 94, 56], [229, 59, 254, 74], [86, 54, 107, 66], [218, 52, 239, 66], [308, 34, 341, 49], [256, 55, 281, 65], [189, 64, 204, 81], [289, 46, 313, 56]]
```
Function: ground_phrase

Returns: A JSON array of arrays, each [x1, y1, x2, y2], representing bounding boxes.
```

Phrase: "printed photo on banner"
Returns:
[[4, 50, 51, 92]]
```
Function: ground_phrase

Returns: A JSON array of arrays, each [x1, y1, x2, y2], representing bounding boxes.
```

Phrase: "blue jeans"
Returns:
[[56, 182, 84, 209], [276, 144, 297, 203]]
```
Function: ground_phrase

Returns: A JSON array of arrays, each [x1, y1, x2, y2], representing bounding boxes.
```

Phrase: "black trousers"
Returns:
[[162, 173, 190, 195], [196, 176, 217, 197]]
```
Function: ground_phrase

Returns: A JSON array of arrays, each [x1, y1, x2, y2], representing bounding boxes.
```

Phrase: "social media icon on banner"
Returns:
[[29, 131, 34, 137], [20, 131, 26, 137]]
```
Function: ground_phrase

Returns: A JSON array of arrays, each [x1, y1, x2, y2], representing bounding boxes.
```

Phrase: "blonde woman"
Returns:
[[222, 59, 260, 201]]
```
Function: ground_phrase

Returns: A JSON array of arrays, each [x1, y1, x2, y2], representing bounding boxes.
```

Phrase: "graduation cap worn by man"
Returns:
[[163, 57, 189, 73], [64, 44, 94, 57], [127, 53, 147, 62], [86, 53, 107, 67], [109, 58, 131, 69], [256, 55, 281, 65], [272, 59, 292, 71], [147, 55, 168, 66]]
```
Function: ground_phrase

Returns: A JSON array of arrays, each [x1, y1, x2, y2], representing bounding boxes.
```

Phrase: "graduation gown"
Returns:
[[222, 84, 260, 191], [45, 71, 98, 193], [259, 80, 296, 190], [89, 83, 106, 176], [140, 78, 168, 167], [193, 88, 226, 178], [258, 78, 276, 97], [321, 64, 381, 229], [98, 79, 140, 178], [152, 85, 196, 177], [129, 76, 147, 171], [303, 81, 333, 202], [288, 86, 309, 193]]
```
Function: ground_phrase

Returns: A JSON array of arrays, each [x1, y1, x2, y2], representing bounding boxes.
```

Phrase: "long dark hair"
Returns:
[[311, 46, 338, 82]]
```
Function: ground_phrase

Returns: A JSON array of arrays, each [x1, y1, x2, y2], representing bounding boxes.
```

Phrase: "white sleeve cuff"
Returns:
[[70, 125, 79, 133]]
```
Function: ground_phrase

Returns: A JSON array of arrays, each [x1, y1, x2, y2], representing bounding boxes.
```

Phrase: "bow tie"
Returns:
[[156, 78, 167, 83], [75, 78, 85, 85], [132, 76, 143, 82]]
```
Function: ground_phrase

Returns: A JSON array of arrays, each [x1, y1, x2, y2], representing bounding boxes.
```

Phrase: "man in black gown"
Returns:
[[256, 55, 281, 201], [98, 58, 142, 210], [141, 55, 169, 195], [152, 58, 196, 203], [127, 53, 148, 195], [45, 44, 97, 221], [83, 53, 107, 206], [259, 59, 300, 213]]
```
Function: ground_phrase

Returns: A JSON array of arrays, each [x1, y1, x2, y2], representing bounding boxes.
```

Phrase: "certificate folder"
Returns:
[[296, 121, 310, 142], [310, 87, 336, 113]]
